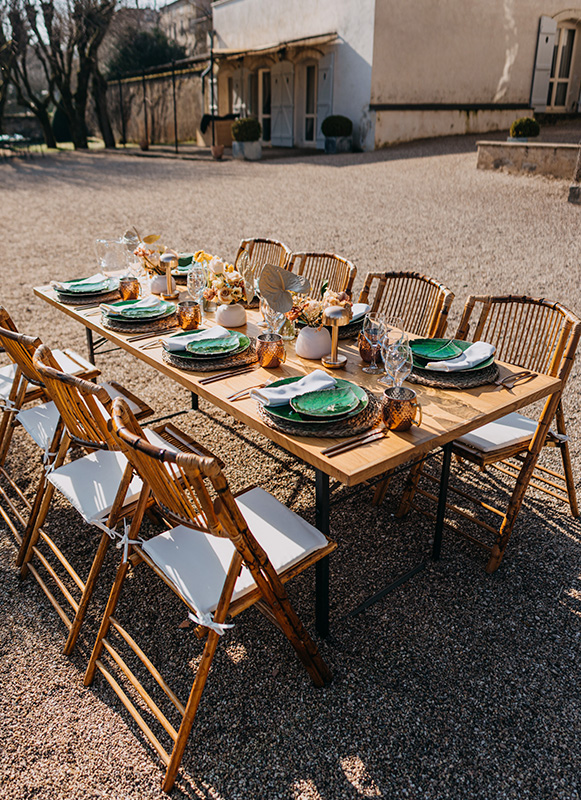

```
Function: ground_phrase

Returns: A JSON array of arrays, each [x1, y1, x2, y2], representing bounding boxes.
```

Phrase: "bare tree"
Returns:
[[0, 3, 14, 134]]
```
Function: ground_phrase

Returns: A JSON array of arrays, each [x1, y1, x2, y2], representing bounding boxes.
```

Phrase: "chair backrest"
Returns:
[[33, 344, 114, 450], [234, 238, 291, 271], [455, 295, 581, 383], [287, 252, 357, 297], [0, 306, 45, 389], [109, 397, 291, 602], [358, 272, 454, 338]]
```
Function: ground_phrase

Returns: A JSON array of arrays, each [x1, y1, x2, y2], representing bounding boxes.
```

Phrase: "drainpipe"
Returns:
[[210, 29, 215, 146]]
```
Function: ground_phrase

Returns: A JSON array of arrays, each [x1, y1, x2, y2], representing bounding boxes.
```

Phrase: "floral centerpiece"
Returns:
[[287, 289, 352, 328], [202, 255, 248, 327]]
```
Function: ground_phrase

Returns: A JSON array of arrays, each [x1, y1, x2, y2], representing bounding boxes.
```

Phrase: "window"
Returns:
[[547, 25, 577, 109], [305, 64, 316, 142], [259, 69, 271, 142]]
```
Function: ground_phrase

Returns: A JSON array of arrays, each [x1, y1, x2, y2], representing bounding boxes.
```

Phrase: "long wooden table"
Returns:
[[34, 286, 562, 635]]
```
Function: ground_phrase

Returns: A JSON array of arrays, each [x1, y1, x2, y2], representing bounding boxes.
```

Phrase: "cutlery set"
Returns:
[[494, 370, 536, 390], [321, 426, 388, 457]]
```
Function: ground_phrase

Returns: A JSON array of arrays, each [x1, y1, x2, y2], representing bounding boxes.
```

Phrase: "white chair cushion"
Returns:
[[456, 411, 538, 454], [15, 384, 145, 453], [46, 427, 175, 523], [16, 401, 60, 451], [142, 486, 328, 617], [0, 348, 92, 402]]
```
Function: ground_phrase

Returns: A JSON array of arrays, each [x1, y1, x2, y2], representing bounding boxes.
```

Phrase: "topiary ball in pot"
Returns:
[[231, 117, 262, 160], [509, 117, 540, 141], [322, 115, 353, 154]]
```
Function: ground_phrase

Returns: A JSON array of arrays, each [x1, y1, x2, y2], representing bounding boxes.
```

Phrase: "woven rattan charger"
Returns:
[[407, 362, 499, 390], [56, 289, 121, 306], [257, 388, 381, 438], [162, 338, 258, 372]]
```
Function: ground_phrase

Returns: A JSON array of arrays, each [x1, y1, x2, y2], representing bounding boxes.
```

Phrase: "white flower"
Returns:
[[218, 287, 233, 304], [209, 257, 225, 275]]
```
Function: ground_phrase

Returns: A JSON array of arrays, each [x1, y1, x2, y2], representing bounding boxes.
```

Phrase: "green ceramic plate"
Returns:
[[412, 339, 495, 372], [410, 338, 465, 361], [56, 276, 119, 295], [102, 299, 176, 321], [164, 330, 250, 359], [263, 378, 368, 427], [186, 333, 241, 356], [290, 386, 360, 419]]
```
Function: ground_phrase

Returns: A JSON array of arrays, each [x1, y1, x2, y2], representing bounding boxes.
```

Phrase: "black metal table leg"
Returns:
[[191, 392, 198, 411], [315, 469, 330, 638], [85, 327, 95, 364], [432, 441, 452, 561]]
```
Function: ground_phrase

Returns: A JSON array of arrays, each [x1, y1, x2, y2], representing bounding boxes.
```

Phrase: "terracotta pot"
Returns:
[[295, 326, 332, 359], [211, 144, 225, 160], [215, 303, 247, 327]]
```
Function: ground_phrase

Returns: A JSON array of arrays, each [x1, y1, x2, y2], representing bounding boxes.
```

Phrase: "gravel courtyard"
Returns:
[[1, 133, 581, 800]]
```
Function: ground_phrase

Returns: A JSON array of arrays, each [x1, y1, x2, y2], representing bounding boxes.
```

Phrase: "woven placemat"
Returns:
[[56, 289, 121, 306], [101, 313, 178, 334], [257, 388, 381, 438], [162, 339, 258, 372], [407, 362, 499, 389]]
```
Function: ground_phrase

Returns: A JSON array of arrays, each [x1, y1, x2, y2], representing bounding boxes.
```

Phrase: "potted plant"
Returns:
[[322, 115, 353, 154], [231, 117, 262, 161], [508, 117, 540, 143]]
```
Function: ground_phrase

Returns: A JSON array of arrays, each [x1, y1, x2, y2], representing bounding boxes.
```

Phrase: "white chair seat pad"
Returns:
[[46, 428, 171, 523], [142, 487, 328, 617], [457, 411, 538, 454], [16, 401, 60, 451], [15, 384, 145, 452], [0, 348, 93, 402], [0, 362, 18, 401]]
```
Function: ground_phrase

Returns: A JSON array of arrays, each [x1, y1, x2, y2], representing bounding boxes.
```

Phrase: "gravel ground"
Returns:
[[1, 128, 581, 800]]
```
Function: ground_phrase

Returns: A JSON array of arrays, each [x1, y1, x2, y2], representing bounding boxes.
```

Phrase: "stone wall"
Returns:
[[107, 67, 206, 145], [476, 141, 579, 179]]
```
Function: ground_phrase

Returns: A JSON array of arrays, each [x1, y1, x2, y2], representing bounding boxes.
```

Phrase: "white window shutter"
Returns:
[[271, 61, 294, 146], [530, 16, 557, 110], [316, 52, 334, 149]]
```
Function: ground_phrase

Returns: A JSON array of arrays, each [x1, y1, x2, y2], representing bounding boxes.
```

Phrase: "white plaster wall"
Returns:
[[212, 0, 377, 149]]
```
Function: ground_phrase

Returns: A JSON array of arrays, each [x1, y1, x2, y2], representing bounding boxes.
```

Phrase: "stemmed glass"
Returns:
[[362, 313, 386, 373], [262, 298, 286, 333], [380, 338, 412, 387], [187, 263, 207, 318]]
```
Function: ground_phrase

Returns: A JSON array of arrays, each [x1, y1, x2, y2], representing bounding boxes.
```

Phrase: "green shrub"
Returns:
[[321, 115, 353, 138], [231, 117, 262, 142], [510, 117, 540, 138]]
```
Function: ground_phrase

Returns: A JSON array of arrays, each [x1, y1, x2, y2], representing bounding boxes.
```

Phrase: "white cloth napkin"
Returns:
[[425, 342, 495, 372], [101, 295, 164, 315], [164, 326, 231, 352], [58, 272, 108, 290], [250, 369, 336, 407], [350, 303, 371, 322]]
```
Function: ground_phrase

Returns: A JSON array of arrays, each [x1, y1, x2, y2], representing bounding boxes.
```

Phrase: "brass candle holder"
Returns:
[[321, 305, 352, 369], [159, 253, 180, 302]]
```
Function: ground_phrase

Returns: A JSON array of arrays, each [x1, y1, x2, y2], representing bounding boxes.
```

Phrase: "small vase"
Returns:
[[295, 326, 332, 359], [150, 274, 176, 295], [215, 303, 247, 327]]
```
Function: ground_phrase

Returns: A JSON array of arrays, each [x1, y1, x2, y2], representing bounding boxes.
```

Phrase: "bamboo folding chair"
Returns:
[[85, 397, 336, 792], [359, 271, 454, 338], [234, 237, 292, 271], [366, 273, 454, 506], [18, 343, 161, 654], [397, 295, 581, 573], [287, 252, 357, 297]]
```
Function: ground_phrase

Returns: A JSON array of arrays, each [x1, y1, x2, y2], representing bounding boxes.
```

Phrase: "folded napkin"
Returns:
[[164, 326, 231, 352], [250, 369, 336, 407], [57, 272, 109, 291], [101, 295, 165, 317], [350, 303, 371, 322], [425, 342, 495, 372]]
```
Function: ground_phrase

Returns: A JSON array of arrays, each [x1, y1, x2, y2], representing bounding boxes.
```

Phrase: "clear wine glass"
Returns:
[[262, 298, 286, 333], [379, 339, 406, 386], [187, 264, 207, 316], [394, 340, 413, 387], [362, 312, 386, 374]]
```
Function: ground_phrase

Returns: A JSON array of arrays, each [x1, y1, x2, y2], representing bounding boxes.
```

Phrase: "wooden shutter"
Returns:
[[316, 53, 334, 149], [271, 61, 294, 146], [530, 16, 557, 110]]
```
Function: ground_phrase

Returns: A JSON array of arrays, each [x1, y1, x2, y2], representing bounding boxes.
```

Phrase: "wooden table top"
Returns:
[[34, 286, 562, 487]]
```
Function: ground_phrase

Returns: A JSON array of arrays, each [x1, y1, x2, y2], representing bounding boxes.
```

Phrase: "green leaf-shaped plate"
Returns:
[[412, 339, 495, 372], [103, 299, 176, 321], [410, 338, 465, 360], [290, 386, 360, 419], [166, 330, 250, 358], [264, 378, 368, 427], [56, 276, 119, 295]]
